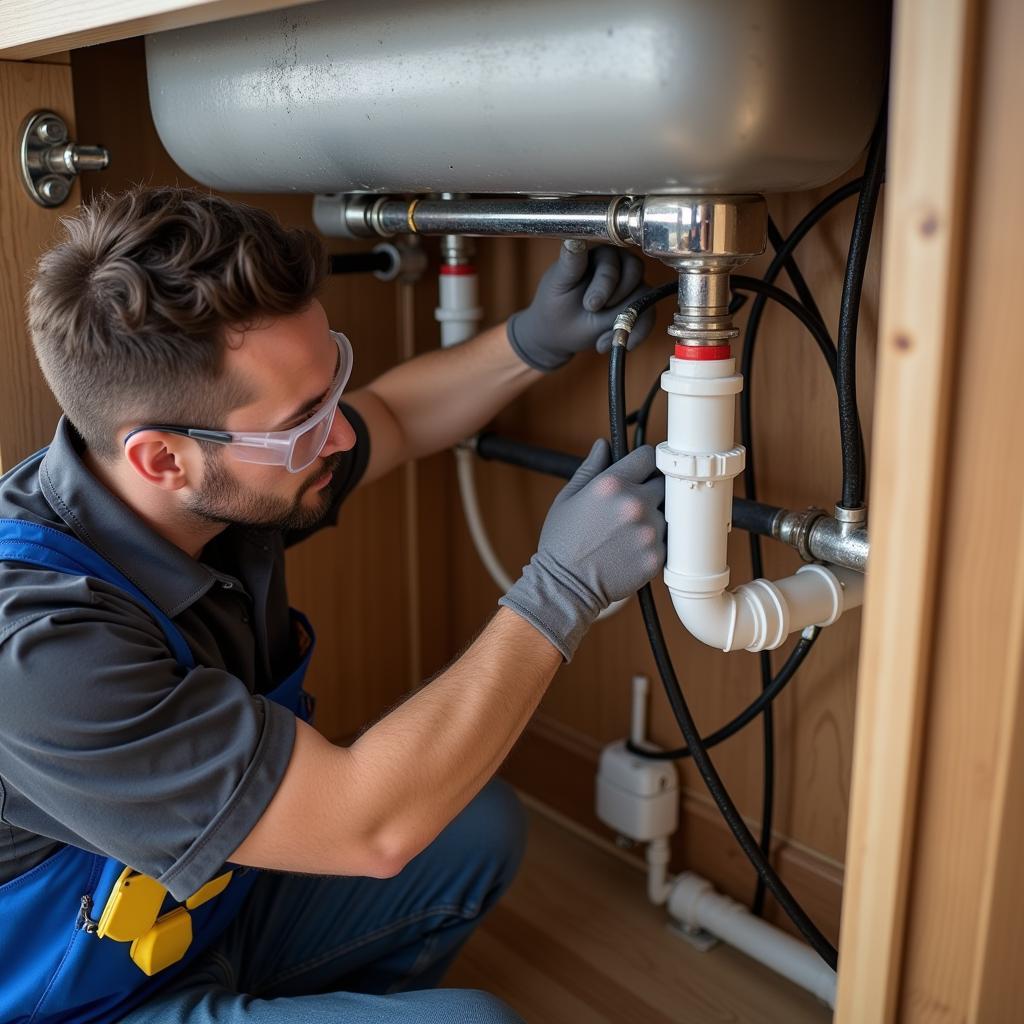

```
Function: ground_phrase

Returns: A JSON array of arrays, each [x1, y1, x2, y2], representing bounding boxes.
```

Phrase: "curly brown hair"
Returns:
[[27, 186, 326, 459]]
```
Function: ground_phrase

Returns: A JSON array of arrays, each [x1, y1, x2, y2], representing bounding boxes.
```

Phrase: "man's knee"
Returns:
[[447, 988, 525, 1023], [461, 779, 528, 889]]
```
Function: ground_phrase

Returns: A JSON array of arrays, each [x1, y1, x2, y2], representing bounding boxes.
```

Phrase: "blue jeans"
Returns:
[[118, 780, 527, 1023]]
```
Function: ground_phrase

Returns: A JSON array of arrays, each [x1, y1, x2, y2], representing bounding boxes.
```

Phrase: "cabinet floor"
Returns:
[[446, 800, 832, 1024]]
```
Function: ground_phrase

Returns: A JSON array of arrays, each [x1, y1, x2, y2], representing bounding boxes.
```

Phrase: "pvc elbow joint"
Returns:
[[665, 564, 864, 653]]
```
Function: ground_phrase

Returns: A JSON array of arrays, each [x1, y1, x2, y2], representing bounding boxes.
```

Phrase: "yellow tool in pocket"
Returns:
[[94, 866, 234, 974], [129, 908, 193, 976], [97, 868, 166, 942]]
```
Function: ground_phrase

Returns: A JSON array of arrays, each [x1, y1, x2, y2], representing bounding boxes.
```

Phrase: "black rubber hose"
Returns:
[[608, 333, 838, 969], [328, 250, 394, 275], [474, 433, 783, 539], [748, 217, 828, 917], [731, 499, 780, 538], [625, 630, 817, 758], [633, 361, 668, 449], [474, 433, 581, 480], [767, 215, 827, 337], [739, 185, 866, 915], [753, 638, 775, 910], [739, 179, 865, 507], [730, 277, 838, 382], [838, 110, 888, 510]]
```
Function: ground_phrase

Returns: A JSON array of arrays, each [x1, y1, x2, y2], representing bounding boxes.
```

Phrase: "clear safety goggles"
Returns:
[[123, 330, 354, 474]]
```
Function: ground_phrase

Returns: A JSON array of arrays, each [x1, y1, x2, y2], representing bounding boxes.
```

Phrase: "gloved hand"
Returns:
[[499, 439, 666, 660], [507, 241, 658, 372]]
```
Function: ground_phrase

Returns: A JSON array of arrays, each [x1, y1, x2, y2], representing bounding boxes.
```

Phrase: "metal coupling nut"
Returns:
[[774, 506, 826, 562], [834, 503, 867, 536]]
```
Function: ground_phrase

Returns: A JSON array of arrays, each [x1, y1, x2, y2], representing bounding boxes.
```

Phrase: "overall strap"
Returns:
[[0, 518, 195, 670]]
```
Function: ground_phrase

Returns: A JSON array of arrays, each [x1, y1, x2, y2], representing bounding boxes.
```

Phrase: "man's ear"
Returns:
[[122, 431, 196, 491]]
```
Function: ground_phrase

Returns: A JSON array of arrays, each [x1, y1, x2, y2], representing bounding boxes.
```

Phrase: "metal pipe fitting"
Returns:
[[773, 507, 869, 573], [641, 195, 766, 346], [834, 503, 868, 536], [314, 193, 644, 243], [807, 517, 870, 573], [313, 192, 768, 349]]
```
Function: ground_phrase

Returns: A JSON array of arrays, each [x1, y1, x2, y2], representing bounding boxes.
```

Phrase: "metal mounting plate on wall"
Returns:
[[19, 110, 110, 207]]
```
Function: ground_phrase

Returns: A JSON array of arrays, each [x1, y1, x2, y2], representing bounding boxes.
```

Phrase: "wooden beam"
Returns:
[[0, 0, 308, 60], [895, 0, 1024, 1013], [835, 0, 982, 1019]]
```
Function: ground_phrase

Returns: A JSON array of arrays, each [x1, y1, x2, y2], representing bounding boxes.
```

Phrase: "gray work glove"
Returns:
[[499, 440, 666, 661], [506, 242, 657, 372]]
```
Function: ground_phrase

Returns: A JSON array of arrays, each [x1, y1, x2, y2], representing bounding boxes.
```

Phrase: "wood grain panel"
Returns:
[[894, 0, 1024, 1014], [834, 0, 982, 1017], [69, 37, 425, 737], [0, 60, 72, 470]]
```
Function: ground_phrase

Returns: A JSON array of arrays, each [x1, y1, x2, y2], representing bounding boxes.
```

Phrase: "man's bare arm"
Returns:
[[229, 608, 560, 877]]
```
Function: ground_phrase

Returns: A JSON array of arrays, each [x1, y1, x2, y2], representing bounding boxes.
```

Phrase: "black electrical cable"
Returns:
[[748, 218, 830, 916], [767, 215, 827, 337], [739, 178, 866, 501], [838, 109, 888, 510], [730, 277, 838, 382], [626, 628, 817, 757], [736, 184, 869, 856], [633, 360, 668, 449], [608, 328, 839, 969]]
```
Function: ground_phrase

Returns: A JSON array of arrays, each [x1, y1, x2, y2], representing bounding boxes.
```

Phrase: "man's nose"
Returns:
[[321, 407, 356, 456]]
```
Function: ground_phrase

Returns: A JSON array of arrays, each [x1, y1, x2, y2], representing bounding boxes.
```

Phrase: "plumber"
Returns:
[[0, 186, 662, 1024]]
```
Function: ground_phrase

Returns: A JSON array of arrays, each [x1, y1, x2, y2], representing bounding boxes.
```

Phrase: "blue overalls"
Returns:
[[0, 455, 316, 1024]]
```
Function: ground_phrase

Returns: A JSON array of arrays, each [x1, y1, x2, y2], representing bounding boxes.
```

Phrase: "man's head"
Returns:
[[28, 186, 356, 533]]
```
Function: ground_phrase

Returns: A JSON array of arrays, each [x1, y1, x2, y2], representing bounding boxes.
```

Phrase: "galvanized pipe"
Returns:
[[773, 508, 869, 573], [807, 517, 869, 573]]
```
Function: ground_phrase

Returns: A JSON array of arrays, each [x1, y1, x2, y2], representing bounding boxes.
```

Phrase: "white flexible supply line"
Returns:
[[455, 445, 628, 622]]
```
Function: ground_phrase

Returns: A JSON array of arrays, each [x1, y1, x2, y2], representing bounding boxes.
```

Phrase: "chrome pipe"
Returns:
[[315, 193, 644, 243]]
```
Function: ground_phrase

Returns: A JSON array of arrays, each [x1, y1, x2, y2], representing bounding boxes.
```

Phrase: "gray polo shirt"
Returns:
[[0, 410, 368, 902]]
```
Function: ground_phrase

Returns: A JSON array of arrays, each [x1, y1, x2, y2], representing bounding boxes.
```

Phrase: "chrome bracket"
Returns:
[[19, 110, 110, 208]]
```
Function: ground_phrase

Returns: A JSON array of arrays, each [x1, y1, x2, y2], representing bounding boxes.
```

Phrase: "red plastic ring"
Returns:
[[675, 344, 733, 361]]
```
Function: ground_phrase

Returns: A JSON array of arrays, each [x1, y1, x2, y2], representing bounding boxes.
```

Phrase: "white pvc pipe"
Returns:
[[658, 353, 864, 652], [668, 871, 837, 1008], [630, 674, 649, 748], [455, 445, 517, 592], [646, 837, 673, 906], [437, 267, 483, 349]]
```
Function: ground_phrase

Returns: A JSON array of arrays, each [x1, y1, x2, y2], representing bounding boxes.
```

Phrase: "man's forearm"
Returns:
[[227, 609, 559, 878], [342, 607, 561, 867], [363, 321, 542, 461]]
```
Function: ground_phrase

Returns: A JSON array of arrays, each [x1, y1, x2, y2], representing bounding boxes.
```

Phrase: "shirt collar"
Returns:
[[39, 417, 219, 618]]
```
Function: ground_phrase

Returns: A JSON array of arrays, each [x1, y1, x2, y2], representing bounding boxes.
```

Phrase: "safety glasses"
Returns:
[[123, 330, 354, 474]]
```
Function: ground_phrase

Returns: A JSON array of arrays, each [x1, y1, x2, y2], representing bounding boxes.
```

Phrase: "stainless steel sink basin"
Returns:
[[146, 0, 889, 196]]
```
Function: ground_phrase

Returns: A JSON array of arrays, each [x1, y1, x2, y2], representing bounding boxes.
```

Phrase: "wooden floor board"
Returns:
[[446, 804, 832, 1023]]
